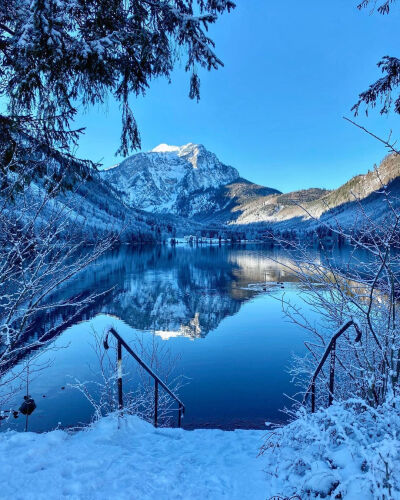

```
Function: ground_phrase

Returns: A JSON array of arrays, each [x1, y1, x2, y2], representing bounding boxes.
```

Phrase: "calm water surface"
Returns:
[[2, 244, 332, 431]]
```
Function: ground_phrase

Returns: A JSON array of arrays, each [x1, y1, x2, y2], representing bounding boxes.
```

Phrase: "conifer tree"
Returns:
[[0, 0, 235, 183], [353, 0, 400, 116]]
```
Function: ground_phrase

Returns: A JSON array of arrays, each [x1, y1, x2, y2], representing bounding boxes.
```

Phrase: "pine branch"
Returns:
[[343, 116, 400, 155]]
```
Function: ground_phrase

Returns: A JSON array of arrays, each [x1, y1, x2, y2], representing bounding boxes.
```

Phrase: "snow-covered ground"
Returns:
[[1, 397, 399, 499], [0, 416, 267, 500]]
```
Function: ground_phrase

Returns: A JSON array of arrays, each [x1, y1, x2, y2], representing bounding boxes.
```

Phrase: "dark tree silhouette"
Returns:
[[353, 0, 400, 116], [0, 0, 235, 182]]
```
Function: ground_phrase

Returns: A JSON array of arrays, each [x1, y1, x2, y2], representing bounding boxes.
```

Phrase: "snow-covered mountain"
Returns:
[[101, 143, 242, 214], [225, 153, 400, 229], [101, 143, 400, 229], [61, 138, 400, 237], [5, 141, 205, 244]]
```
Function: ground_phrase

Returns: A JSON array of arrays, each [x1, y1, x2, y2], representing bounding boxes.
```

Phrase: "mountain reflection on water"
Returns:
[[2, 244, 341, 432], [46, 245, 306, 339]]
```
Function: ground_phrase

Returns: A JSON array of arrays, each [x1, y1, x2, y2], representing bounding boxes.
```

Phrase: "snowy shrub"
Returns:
[[261, 396, 400, 499], [69, 329, 184, 427]]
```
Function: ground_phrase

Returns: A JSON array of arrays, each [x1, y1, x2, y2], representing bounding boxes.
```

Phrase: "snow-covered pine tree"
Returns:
[[353, 0, 400, 116], [0, 0, 235, 184]]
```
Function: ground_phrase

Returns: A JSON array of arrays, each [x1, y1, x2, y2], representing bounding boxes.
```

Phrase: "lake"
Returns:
[[1, 244, 332, 432]]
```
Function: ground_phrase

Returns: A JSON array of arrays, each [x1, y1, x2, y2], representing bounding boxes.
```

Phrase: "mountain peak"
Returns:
[[150, 143, 202, 154], [151, 144, 181, 153], [101, 142, 240, 214]]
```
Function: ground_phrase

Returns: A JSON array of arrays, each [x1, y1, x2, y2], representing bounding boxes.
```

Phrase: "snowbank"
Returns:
[[262, 397, 400, 499], [1, 398, 399, 499], [0, 416, 267, 500]]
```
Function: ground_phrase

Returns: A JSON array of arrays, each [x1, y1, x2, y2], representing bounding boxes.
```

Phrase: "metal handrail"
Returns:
[[103, 327, 185, 427], [302, 320, 362, 412]]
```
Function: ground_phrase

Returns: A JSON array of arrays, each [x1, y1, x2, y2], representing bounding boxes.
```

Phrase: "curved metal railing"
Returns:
[[104, 327, 185, 427], [302, 319, 362, 412]]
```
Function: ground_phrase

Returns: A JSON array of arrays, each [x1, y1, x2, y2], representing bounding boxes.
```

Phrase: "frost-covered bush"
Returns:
[[280, 183, 400, 409], [261, 397, 400, 499]]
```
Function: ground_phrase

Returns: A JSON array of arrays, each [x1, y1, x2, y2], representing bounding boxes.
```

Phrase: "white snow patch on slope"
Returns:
[[0, 415, 267, 500], [151, 143, 180, 153]]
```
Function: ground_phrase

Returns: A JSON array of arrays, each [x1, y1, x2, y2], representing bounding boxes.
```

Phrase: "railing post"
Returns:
[[154, 380, 158, 428], [178, 404, 182, 427], [106, 328, 184, 426], [303, 321, 362, 413], [117, 339, 123, 413], [328, 339, 336, 406], [311, 381, 315, 413]]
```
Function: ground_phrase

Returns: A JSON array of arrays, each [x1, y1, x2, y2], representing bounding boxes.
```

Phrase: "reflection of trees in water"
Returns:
[[90, 246, 257, 337], [20, 246, 258, 348], [15, 245, 371, 364]]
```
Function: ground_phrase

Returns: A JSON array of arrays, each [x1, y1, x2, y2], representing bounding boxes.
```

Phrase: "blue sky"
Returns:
[[74, 0, 400, 193]]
